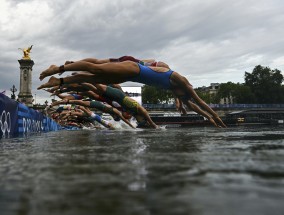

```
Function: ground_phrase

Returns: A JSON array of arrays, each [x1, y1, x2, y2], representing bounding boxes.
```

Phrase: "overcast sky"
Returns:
[[1, 0, 284, 104]]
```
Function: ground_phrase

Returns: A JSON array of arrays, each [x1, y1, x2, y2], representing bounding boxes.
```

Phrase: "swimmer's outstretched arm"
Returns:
[[189, 90, 226, 128], [67, 99, 134, 129], [181, 99, 220, 128], [177, 84, 226, 128], [138, 107, 159, 129], [174, 97, 187, 115], [111, 108, 135, 129], [78, 106, 115, 130]]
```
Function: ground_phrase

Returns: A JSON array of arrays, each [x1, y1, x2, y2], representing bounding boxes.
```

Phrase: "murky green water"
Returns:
[[1, 126, 284, 215]]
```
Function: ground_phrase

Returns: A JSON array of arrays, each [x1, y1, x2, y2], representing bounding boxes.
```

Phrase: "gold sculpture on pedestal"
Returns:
[[18, 45, 33, 60]]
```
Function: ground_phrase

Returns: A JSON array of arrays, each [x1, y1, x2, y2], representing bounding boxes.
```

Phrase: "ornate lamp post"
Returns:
[[10, 85, 17, 100]]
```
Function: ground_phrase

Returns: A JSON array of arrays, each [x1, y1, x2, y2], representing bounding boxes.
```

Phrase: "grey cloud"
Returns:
[[1, 0, 284, 103]]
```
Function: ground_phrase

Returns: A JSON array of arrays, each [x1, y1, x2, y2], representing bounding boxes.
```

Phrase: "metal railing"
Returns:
[[209, 104, 284, 109], [142, 103, 284, 110]]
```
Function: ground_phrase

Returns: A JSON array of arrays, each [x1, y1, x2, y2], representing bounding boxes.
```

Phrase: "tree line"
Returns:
[[142, 65, 284, 104]]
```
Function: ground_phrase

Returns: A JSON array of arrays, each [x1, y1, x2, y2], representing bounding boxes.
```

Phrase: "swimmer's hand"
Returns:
[[213, 116, 227, 128], [108, 123, 115, 130]]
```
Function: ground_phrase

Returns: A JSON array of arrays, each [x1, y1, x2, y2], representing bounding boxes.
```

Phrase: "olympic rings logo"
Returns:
[[0, 110, 11, 137]]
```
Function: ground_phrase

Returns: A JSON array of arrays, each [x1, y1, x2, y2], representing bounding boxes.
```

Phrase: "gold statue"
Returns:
[[18, 45, 33, 60]]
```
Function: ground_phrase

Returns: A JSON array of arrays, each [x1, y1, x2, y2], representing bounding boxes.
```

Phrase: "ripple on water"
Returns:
[[1, 126, 284, 214]]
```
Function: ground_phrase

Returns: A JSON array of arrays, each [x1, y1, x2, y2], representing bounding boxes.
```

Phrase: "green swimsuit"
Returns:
[[103, 86, 139, 115]]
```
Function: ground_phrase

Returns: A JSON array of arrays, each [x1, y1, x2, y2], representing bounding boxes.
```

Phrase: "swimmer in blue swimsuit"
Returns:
[[38, 59, 226, 128], [127, 64, 173, 89]]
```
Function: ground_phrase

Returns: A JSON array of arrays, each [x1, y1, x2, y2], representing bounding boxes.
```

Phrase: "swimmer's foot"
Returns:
[[50, 90, 61, 96], [51, 99, 66, 107], [43, 89, 52, 93], [39, 65, 59, 81], [64, 60, 74, 65], [37, 76, 60, 90], [49, 86, 60, 92]]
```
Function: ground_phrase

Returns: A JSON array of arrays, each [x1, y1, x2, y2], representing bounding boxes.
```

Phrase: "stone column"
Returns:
[[17, 59, 34, 107]]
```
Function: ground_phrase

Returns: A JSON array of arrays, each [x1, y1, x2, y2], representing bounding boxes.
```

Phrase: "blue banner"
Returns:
[[43, 117, 61, 132], [0, 94, 61, 138], [18, 103, 61, 135], [0, 94, 18, 138], [18, 103, 45, 134]]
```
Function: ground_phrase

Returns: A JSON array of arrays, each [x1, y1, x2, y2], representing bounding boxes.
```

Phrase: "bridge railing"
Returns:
[[209, 104, 284, 109], [143, 104, 176, 110], [142, 103, 284, 110]]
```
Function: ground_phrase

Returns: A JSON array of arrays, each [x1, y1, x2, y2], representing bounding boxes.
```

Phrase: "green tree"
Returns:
[[215, 82, 236, 103], [216, 82, 256, 104], [233, 84, 256, 103], [245, 65, 284, 103], [195, 89, 217, 104], [281, 85, 284, 101], [142, 85, 174, 104]]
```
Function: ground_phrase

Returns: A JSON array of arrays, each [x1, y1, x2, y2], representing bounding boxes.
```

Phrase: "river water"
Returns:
[[0, 125, 284, 215]]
